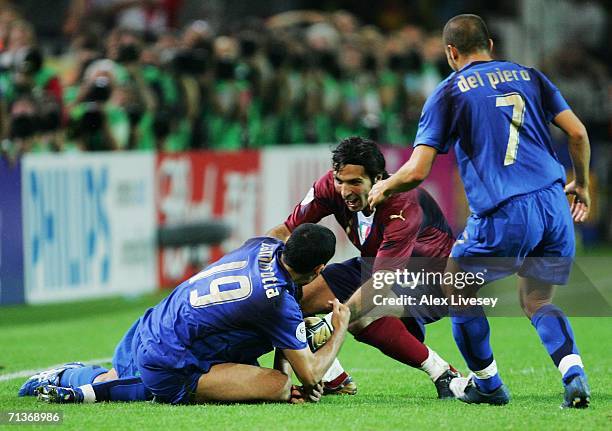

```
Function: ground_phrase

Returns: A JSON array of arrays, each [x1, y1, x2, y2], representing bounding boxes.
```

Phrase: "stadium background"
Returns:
[[0, 2, 610, 429], [0, 0, 609, 306]]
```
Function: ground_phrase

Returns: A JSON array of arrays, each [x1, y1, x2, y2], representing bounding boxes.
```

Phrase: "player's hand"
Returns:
[[289, 383, 323, 403], [564, 181, 590, 223], [330, 298, 350, 331], [368, 179, 392, 210], [303, 383, 323, 403]]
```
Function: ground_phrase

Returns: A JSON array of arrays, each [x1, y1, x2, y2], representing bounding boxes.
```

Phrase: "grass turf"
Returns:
[[1, 293, 610, 430]]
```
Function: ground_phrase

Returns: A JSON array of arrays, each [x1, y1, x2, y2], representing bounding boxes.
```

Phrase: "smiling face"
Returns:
[[334, 164, 378, 213]]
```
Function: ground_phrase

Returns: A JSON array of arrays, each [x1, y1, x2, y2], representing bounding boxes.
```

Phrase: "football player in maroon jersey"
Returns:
[[267, 136, 459, 398]]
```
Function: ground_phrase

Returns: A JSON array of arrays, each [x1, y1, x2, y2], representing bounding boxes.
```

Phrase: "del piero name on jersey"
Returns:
[[372, 293, 499, 308], [456, 67, 532, 93]]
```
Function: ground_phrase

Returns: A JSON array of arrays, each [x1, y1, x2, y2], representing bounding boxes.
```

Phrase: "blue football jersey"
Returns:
[[137, 237, 308, 371], [415, 60, 570, 214]]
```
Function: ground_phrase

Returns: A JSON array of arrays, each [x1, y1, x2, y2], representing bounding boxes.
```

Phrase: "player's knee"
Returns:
[[441, 282, 462, 299], [521, 298, 552, 319], [299, 289, 319, 315], [299, 296, 320, 315], [348, 317, 374, 335], [520, 302, 533, 318], [301, 294, 334, 315]]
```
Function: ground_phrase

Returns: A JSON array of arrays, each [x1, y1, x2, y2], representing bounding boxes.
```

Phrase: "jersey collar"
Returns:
[[459, 59, 496, 73]]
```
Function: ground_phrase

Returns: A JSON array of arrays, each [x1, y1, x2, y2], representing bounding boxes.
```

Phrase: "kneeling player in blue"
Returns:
[[19, 224, 351, 405], [368, 15, 591, 408]]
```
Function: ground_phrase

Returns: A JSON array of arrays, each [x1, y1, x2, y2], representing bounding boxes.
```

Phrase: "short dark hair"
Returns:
[[332, 136, 388, 182], [283, 223, 336, 274], [443, 14, 490, 55]]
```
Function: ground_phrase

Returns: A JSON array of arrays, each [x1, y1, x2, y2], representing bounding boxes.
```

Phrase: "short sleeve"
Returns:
[[373, 203, 422, 273], [285, 172, 335, 231], [531, 69, 571, 122], [253, 293, 308, 351], [414, 80, 453, 154]]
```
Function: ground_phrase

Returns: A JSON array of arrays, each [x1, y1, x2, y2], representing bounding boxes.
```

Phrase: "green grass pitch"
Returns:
[[1, 292, 610, 430]]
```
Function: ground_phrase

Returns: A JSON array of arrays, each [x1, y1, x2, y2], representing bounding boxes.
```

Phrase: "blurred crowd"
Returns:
[[0, 1, 452, 159], [0, 0, 609, 162]]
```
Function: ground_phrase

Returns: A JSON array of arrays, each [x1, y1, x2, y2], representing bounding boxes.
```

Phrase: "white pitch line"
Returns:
[[0, 358, 112, 383], [2, 359, 607, 383]]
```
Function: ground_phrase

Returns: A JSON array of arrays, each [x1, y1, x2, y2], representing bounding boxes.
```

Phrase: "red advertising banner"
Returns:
[[156, 151, 261, 287], [156, 146, 464, 288]]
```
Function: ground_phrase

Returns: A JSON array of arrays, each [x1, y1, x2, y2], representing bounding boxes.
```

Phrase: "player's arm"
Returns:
[[273, 349, 292, 376], [266, 224, 291, 242], [369, 146, 438, 209], [267, 173, 336, 240], [282, 299, 350, 388], [386, 145, 438, 192], [553, 110, 591, 222]]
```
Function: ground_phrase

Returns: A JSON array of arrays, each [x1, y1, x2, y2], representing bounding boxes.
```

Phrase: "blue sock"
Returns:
[[531, 304, 585, 384], [80, 378, 152, 402], [60, 365, 107, 387], [451, 306, 503, 393]]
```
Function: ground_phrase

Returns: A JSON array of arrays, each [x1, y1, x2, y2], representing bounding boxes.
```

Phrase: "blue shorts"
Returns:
[[321, 257, 448, 334], [112, 317, 202, 405], [112, 317, 264, 404], [451, 182, 575, 285], [321, 257, 370, 303], [136, 348, 201, 405], [112, 318, 141, 378]]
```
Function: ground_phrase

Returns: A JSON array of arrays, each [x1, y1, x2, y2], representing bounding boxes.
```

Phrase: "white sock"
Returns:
[[419, 347, 450, 382], [473, 359, 498, 379], [322, 358, 345, 383], [558, 354, 584, 379], [79, 384, 96, 403], [323, 312, 333, 329]]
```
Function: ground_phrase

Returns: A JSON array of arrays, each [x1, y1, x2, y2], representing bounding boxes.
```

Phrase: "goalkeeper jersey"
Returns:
[[285, 170, 454, 273]]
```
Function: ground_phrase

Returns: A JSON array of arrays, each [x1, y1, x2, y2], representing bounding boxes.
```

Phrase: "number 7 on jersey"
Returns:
[[496, 92, 525, 166]]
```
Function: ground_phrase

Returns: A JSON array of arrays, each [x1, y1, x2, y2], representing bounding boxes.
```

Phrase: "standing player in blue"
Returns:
[[19, 224, 351, 405], [368, 14, 591, 408]]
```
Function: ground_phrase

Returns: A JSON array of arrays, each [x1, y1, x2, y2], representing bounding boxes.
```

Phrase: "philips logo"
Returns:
[[26, 166, 111, 290]]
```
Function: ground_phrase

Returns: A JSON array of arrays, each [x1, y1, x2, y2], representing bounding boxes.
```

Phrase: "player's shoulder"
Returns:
[[313, 169, 342, 201], [376, 189, 421, 221], [246, 236, 284, 246], [424, 71, 462, 108], [315, 170, 335, 188], [501, 60, 540, 73], [242, 239, 300, 306], [485, 59, 548, 82], [227, 237, 285, 276], [239, 236, 284, 255], [430, 71, 459, 96]]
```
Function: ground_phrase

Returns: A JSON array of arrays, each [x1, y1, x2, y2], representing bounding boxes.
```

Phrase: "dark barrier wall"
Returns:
[[0, 159, 24, 305]]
